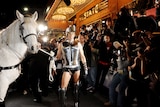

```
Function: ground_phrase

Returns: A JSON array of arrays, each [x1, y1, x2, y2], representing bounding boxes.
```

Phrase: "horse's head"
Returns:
[[16, 10, 39, 54]]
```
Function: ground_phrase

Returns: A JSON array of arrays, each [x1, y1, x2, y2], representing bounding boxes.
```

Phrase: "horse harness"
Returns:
[[0, 19, 37, 72], [19, 21, 37, 44], [0, 63, 21, 72]]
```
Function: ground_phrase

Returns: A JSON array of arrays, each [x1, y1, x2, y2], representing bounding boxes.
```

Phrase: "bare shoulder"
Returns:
[[77, 42, 83, 48]]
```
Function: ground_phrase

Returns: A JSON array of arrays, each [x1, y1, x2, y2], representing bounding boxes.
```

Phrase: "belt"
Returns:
[[130, 75, 149, 81], [99, 61, 109, 66]]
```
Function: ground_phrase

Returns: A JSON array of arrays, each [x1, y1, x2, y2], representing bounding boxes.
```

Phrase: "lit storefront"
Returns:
[[45, 0, 145, 34], [75, 0, 133, 34]]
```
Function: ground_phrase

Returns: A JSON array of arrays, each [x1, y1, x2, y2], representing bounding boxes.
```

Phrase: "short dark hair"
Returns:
[[138, 48, 144, 54], [138, 9, 146, 15], [81, 25, 86, 30]]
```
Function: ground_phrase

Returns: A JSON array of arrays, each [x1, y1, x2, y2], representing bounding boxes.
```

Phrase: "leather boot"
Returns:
[[59, 88, 67, 107], [73, 83, 79, 107]]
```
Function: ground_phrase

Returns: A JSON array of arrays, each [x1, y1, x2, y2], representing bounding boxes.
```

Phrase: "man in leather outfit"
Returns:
[[56, 25, 88, 107]]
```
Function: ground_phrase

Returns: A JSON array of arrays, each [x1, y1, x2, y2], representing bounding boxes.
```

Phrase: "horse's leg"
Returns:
[[0, 74, 10, 107], [0, 101, 5, 107]]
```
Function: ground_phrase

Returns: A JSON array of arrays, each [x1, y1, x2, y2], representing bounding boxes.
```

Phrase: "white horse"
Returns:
[[0, 10, 39, 107]]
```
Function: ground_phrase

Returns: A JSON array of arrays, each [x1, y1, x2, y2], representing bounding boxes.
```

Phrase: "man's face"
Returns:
[[104, 35, 110, 42]]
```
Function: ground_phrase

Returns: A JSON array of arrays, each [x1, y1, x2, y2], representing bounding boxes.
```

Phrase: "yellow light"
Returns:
[[70, 0, 86, 6], [23, 7, 29, 12], [57, 7, 74, 15], [52, 14, 66, 20]]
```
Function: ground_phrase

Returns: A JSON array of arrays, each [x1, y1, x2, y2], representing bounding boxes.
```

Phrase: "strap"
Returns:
[[0, 63, 20, 72]]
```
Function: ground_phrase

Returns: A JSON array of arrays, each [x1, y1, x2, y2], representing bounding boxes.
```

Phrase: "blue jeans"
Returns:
[[87, 66, 97, 88], [109, 69, 128, 107]]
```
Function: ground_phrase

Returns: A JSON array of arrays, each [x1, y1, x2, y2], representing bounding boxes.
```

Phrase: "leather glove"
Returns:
[[83, 62, 88, 78]]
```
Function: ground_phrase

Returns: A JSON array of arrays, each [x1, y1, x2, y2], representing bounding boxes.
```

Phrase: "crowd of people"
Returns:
[[11, 6, 160, 107]]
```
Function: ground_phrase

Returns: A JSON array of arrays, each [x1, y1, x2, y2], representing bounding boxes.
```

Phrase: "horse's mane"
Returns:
[[0, 19, 20, 47]]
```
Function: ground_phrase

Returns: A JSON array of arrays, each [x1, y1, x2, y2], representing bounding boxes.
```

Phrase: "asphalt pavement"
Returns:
[[5, 87, 107, 107]]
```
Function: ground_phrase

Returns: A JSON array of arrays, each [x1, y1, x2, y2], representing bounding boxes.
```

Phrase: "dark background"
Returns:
[[0, 0, 54, 29]]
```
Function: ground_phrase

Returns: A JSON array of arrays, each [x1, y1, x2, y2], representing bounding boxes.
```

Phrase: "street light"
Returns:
[[23, 7, 29, 12], [42, 36, 49, 43], [37, 23, 49, 44], [38, 24, 48, 35]]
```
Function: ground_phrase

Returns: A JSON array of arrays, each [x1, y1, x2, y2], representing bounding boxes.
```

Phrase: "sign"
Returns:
[[80, 0, 109, 21]]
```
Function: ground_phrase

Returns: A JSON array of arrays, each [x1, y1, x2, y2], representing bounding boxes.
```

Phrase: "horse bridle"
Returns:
[[19, 22, 38, 44], [0, 22, 38, 72]]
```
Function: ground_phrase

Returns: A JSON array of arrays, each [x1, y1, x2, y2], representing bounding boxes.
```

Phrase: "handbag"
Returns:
[[103, 67, 117, 88]]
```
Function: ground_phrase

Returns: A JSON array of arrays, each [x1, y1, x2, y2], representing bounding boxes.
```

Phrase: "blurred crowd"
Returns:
[[10, 6, 160, 107]]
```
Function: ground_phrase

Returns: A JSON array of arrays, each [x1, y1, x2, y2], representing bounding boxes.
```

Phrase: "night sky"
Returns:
[[0, 0, 53, 29]]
